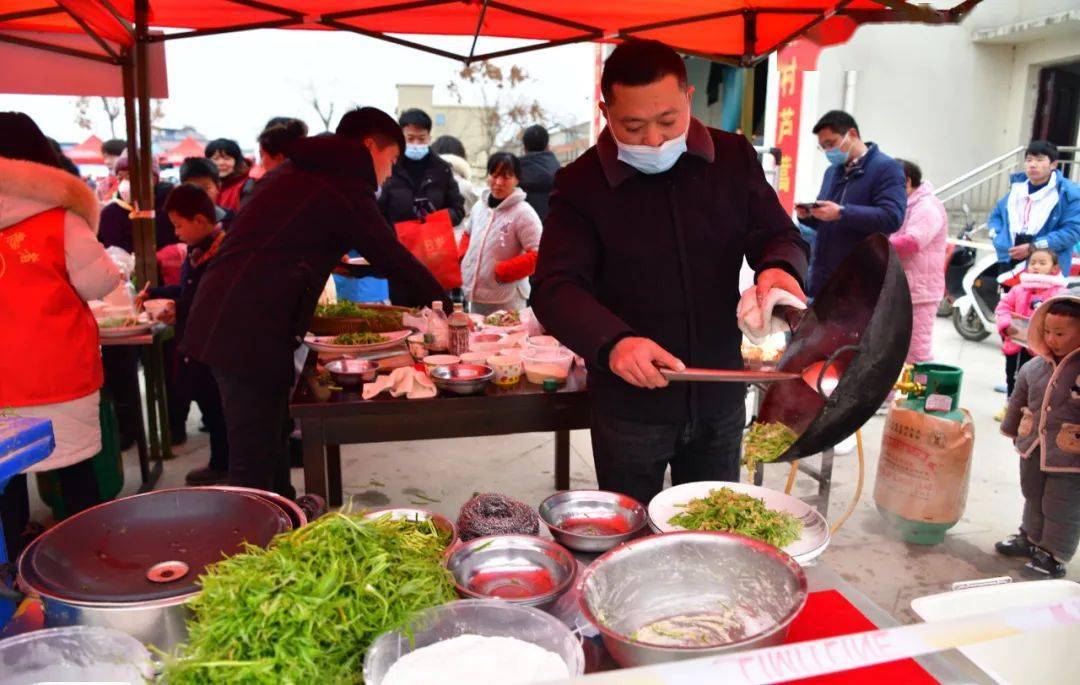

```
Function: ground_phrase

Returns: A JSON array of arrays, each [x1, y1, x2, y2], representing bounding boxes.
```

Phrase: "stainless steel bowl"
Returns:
[[361, 507, 457, 549], [429, 363, 494, 395], [444, 535, 576, 609], [578, 531, 807, 668], [324, 358, 379, 387], [538, 490, 647, 553]]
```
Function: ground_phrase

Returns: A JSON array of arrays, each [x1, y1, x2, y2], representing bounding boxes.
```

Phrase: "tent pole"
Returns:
[[133, 0, 157, 288], [740, 11, 757, 137], [121, 52, 145, 254]]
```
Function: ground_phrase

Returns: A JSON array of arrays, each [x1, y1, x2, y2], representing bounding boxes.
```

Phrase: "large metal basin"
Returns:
[[579, 531, 807, 667]]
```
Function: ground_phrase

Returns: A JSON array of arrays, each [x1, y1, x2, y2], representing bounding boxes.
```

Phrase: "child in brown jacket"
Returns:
[[999, 294, 1080, 578]]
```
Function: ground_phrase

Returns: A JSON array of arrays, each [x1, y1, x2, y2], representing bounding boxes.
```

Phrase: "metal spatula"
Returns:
[[661, 361, 842, 393]]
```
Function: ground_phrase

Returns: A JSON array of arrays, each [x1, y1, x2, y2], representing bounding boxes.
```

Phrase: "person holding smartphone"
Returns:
[[796, 110, 907, 298]]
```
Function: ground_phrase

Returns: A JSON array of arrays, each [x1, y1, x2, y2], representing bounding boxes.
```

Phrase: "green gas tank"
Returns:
[[897, 363, 965, 423], [876, 363, 974, 545]]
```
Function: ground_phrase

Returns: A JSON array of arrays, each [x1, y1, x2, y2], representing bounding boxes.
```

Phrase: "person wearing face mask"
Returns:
[[796, 110, 907, 298], [183, 107, 449, 501], [532, 41, 809, 507], [990, 140, 1080, 277], [459, 152, 542, 315], [377, 108, 466, 227]]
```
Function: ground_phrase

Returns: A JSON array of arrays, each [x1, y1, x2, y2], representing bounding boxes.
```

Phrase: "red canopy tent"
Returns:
[[0, 0, 983, 283], [158, 135, 206, 167], [65, 133, 104, 164], [2, 1, 981, 66]]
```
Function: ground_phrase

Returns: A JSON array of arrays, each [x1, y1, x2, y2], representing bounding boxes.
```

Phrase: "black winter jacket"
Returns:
[[377, 153, 465, 226], [183, 135, 448, 385], [519, 150, 561, 221], [532, 120, 808, 424]]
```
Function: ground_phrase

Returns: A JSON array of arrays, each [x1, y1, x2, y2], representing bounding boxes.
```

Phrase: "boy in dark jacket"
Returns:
[[999, 294, 1080, 579], [140, 184, 229, 486], [184, 107, 448, 499], [519, 124, 561, 221], [797, 110, 906, 297]]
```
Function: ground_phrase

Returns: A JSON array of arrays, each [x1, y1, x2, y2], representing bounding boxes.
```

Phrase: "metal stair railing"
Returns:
[[936, 146, 1080, 236]]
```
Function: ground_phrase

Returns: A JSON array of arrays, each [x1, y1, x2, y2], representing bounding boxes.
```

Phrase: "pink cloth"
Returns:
[[889, 181, 948, 305], [994, 271, 1067, 355], [907, 302, 938, 363]]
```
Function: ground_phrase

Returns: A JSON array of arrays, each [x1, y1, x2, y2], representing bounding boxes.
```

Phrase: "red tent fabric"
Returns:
[[0, 1, 982, 65], [158, 135, 206, 167], [65, 133, 104, 164]]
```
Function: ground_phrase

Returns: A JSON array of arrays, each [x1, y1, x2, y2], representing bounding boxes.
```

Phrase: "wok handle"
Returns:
[[773, 304, 806, 332]]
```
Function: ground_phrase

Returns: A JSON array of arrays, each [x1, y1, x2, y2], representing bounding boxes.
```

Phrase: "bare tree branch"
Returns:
[[447, 60, 548, 157]]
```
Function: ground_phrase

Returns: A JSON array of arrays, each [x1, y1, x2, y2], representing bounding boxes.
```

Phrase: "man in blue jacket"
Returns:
[[797, 110, 907, 297], [990, 141, 1080, 275]]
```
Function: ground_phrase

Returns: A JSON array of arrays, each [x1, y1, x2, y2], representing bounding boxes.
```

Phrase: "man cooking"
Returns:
[[532, 41, 809, 506], [184, 107, 449, 501]]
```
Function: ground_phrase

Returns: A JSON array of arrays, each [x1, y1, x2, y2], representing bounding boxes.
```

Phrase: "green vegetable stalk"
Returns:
[[314, 301, 403, 332], [331, 332, 388, 346], [668, 487, 803, 549], [161, 513, 455, 684], [742, 421, 798, 472]]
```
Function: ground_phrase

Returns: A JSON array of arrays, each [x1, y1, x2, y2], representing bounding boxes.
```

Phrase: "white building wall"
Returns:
[[788, 1, 1080, 202]]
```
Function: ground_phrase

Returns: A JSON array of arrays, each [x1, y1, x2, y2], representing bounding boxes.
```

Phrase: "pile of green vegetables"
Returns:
[[484, 310, 520, 327], [668, 487, 803, 549], [97, 316, 138, 329], [330, 332, 387, 346], [742, 421, 798, 471], [162, 513, 455, 684], [315, 301, 402, 329]]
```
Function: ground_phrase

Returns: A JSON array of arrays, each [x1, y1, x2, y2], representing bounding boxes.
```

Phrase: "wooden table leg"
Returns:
[[300, 420, 329, 502], [327, 444, 343, 508], [555, 430, 570, 491]]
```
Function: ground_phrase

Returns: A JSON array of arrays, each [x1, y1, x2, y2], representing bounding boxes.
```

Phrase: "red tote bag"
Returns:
[[394, 209, 462, 290]]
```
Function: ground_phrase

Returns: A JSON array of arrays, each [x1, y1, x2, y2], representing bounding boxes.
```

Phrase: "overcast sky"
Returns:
[[0, 31, 596, 148]]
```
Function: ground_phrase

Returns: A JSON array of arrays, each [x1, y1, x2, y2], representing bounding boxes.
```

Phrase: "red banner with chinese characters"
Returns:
[[773, 40, 822, 215]]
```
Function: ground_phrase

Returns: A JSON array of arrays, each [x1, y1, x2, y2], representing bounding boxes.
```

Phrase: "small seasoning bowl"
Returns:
[[407, 334, 430, 362], [361, 507, 458, 550], [323, 358, 379, 388], [469, 331, 506, 354], [488, 351, 523, 387], [538, 490, 648, 553], [459, 351, 490, 365], [429, 363, 493, 395], [444, 535, 577, 610], [525, 334, 561, 352], [422, 354, 460, 375]]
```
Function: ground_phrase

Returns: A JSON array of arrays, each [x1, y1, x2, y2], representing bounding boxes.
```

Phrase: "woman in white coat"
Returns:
[[459, 153, 542, 315], [0, 112, 122, 559]]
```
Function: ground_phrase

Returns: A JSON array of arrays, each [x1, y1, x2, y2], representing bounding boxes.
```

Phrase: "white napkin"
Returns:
[[737, 286, 807, 345], [362, 367, 437, 400]]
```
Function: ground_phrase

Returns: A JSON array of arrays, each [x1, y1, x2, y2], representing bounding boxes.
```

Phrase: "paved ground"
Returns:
[[31, 315, 1074, 622]]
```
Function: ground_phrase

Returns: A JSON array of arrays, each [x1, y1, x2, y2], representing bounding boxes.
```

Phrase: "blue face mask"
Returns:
[[614, 127, 688, 175], [823, 132, 851, 166], [404, 144, 429, 161]]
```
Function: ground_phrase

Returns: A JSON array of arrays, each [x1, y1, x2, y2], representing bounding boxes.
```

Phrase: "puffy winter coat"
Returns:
[[519, 150, 561, 221], [461, 188, 542, 306], [994, 271, 1067, 355], [801, 143, 907, 297], [889, 181, 947, 305], [990, 170, 1080, 274], [0, 156, 122, 471]]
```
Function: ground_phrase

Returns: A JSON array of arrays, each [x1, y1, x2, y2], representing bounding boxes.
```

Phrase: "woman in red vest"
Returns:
[[0, 112, 122, 560]]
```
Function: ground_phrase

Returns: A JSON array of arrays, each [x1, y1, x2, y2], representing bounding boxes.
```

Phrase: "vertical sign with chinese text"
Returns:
[[773, 40, 822, 214]]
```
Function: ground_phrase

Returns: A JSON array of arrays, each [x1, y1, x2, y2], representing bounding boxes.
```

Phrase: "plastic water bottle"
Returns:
[[448, 303, 470, 356], [428, 301, 449, 352]]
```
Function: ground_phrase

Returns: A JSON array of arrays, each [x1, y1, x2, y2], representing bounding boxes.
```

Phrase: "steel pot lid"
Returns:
[[758, 234, 912, 461], [19, 488, 290, 604]]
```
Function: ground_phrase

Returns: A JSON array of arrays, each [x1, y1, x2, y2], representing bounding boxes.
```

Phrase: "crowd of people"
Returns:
[[2, 38, 1079, 577]]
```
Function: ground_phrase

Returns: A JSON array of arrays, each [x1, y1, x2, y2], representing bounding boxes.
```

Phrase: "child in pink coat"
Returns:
[[995, 248, 1067, 411]]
